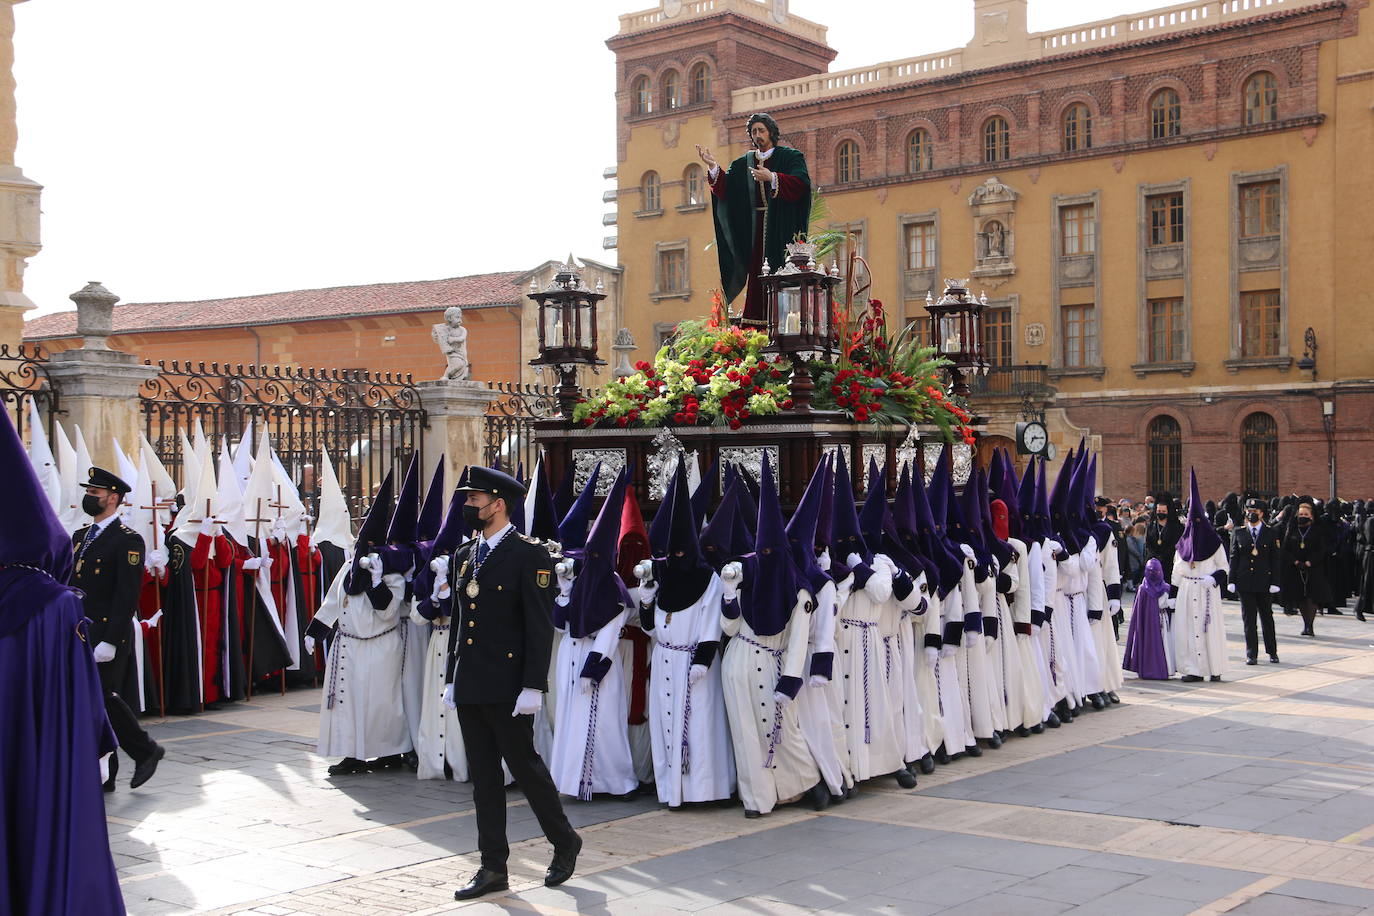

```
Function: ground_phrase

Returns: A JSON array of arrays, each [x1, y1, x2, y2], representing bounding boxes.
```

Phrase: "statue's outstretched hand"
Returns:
[[695, 144, 718, 170]]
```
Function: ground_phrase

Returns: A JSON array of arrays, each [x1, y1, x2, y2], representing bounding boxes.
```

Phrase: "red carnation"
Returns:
[[855, 407, 869, 421], [729, 418, 742, 430]]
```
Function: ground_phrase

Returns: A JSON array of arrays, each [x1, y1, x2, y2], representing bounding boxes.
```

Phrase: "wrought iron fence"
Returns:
[[484, 381, 561, 475], [968, 364, 1052, 399], [140, 361, 426, 524], [0, 343, 59, 443]]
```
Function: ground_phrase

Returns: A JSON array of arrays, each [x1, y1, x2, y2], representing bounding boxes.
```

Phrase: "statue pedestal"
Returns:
[[417, 379, 499, 490], [44, 348, 158, 469]]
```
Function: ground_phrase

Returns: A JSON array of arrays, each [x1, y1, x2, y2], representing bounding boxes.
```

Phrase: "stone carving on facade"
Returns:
[[432, 307, 470, 381], [573, 448, 626, 497], [718, 445, 779, 484], [969, 177, 1017, 287]]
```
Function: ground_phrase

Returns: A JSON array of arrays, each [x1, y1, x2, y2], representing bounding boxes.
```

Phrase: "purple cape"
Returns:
[[1121, 558, 1171, 680]]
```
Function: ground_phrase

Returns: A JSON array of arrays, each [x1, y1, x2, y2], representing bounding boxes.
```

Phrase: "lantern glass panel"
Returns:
[[543, 302, 562, 349], [575, 299, 593, 349], [939, 314, 962, 354], [778, 287, 801, 335]]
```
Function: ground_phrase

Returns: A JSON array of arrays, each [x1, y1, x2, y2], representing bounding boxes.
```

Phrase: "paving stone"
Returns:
[[1005, 864, 1147, 905]]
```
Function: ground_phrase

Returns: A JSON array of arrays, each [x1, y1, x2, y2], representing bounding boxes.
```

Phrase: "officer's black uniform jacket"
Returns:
[[443, 529, 557, 705], [71, 519, 146, 690], [1228, 523, 1282, 593]]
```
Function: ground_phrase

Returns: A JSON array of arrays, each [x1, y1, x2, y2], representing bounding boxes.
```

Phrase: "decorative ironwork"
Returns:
[[647, 428, 687, 500], [573, 448, 626, 496], [140, 360, 425, 523], [718, 445, 779, 483], [968, 364, 1051, 399], [484, 381, 561, 475], [860, 444, 886, 490], [0, 343, 59, 444]]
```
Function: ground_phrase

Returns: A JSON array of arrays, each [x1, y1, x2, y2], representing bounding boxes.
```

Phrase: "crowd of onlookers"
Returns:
[[1097, 493, 1373, 625]]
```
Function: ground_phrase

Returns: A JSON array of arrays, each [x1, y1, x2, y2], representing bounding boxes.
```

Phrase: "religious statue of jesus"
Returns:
[[696, 112, 811, 327]]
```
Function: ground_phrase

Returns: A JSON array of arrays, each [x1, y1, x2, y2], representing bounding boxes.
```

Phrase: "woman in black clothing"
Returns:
[[1145, 496, 1184, 586], [1281, 499, 1332, 637], [1354, 513, 1374, 623]]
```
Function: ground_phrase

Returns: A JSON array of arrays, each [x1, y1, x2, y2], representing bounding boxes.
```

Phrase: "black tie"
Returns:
[[476, 541, 490, 566]]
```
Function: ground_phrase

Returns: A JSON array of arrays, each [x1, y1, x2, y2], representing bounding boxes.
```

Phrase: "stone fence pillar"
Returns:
[[0, 1, 42, 353], [417, 379, 499, 492], [42, 282, 157, 470]]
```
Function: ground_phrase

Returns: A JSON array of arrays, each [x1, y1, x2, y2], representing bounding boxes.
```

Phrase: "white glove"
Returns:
[[432, 555, 452, 599], [807, 674, 829, 688], [964, 630, 982, 648], [93, 641, 116, 663], [689, 664, 708, 686], [957, 543, 975, 560], [270, 521, 289, 543], [638, 579, 659, 604], [772, 690, 793, 709], [259, 554, 274, 573], [512, 687, 542, 716], [304, 635, 316, 655], [845, 553, 864, 569], [199, 517, 217, 537], [924, 646, 940, 668], [368, 553, 382, 587], [442, 683, 456, 709], [1108, 598, 1121, 614], [939, 644, 956, 659], [145, 547, 168, 573], [140, 610, 163, 630], [1160, 596, 1172, 610], [816, 549, 831, 571], [721, 561, 743, 601], [579, 676, 596, 695], [1268, 585, 1281, 594], [241, 557, 263, 571]]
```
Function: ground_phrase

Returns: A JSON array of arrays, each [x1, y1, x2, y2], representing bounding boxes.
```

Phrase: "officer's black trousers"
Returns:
[[104, 691, 158, 762], [1239, 591, 1278, 659], [456, 702, 578, 872]]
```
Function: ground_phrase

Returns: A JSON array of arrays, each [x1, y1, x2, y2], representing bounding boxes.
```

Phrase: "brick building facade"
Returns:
[[604, 0, 1374, 501]]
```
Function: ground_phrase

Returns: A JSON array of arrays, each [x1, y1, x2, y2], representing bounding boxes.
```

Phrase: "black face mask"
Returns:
[[1297, 517, 1312, 527], [461, 504, 487, 530], [82, 494, 105, 517], [1156, 513, 1168, 521], [1247, 511, 1262, 523]]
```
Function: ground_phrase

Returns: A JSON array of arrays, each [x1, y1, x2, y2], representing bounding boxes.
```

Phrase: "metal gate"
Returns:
[[0, 343, 59, 444], [141, 360, 426, 523], [484, 381, 559, 475]]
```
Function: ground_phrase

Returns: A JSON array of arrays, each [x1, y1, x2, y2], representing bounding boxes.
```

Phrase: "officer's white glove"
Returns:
[[442, 683, 456, 709], [689, 664, 708, 686], [772, 690, 793, 709], [721, 561, 743, 601], [807, 674, 829, 688], [1227, 582, 1236, 594], [512, 687, 542, 716], [139, 610, 163, 630], [241, 557, 263, 571], [1268, 584, 1281, 594], [924, 646, 940, 668], [93, 641, 116, 663], [367, 553, 383, 587], [145, 548, 168, 573], [199, 517, 217, 538], [304, 635, 316, 655]]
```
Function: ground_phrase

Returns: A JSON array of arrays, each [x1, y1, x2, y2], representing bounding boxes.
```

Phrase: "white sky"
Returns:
[[16, 0, 1151, 317]]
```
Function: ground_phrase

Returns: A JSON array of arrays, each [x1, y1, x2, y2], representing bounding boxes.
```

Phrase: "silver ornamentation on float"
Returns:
[[952, 441, 974, 486], [922, 443, 945, 484], [895, 426, 920, 477], [647, 429, 686, 500], [860, 444, 886, 489], [572, 448, 627, 497], [718, 445, 779, 482]]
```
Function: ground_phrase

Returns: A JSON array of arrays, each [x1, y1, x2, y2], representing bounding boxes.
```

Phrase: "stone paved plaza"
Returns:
[[110, 601, 1374, 916]]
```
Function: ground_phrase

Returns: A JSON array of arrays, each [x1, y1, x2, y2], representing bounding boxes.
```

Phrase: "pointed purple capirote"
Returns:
[[345, 470, 395, 593], [858, 458, 889, 558], [830, 450, 871, 564], [699, 475, 741, 573], [786, 455, 831, 594], [648, 459, 680, 557], [658, 458, 713, 613], [691, 456, 717, 529], [1177, 467, 1223, 562], [525, 458, 560, 542], [815, 454, 835, 551], [738, 455, 801, 637], [552, 462, 576, 521], [912, 457, 965, 596], [976, 464, 1015, 568], [386, 452, 422, 545], [560, 468, 633, 638], [557, 461, 602, 550], [417, 459, 446, 543], [1017, 456, 1040, 543]]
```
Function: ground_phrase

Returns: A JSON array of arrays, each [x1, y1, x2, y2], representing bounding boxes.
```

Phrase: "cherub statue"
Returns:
[[432, 306, 470, 381]]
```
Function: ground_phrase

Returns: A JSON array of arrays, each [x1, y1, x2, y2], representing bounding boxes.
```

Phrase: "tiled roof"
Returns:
[[22, 271, 525, 339]]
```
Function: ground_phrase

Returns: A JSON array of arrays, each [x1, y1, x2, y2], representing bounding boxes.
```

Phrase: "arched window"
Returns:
[[661, 69, 680, 110], [631, 76, 652, 115], [689, 63, 711, 105], [1062, 103, 1092, 152], [1150, 88, 1181, 139], [1242, 412, 1278, 499], [682, 164, 705, 206], [1148, 415, 1183, 498], [983, 116, 1009, 163], [836, 140, 860, 183], [907, 128, 932, 173], [1244, 72, 1278, 125], [641, 171, 660, 211]]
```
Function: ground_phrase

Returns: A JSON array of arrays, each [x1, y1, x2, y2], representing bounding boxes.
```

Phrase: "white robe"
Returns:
[[835, 559, 904, 781], [1005, 538, 1047, 730], [1091, 534, 1125, 693], [414, 612, 468, 781], [315, 567, 413, 760], [645, 575, 736, 806], [795, 576, 852, 796], [1037, 539, 1071, 709], [618, 620, 655, 787], [550, 605, 639, 800], [890, 571, 930, 764], [1171, 546, 1229, 678], [933, 585, 974, 752], [953, 560, 997, 740], [721, 590, 819, 815], [910, 579, 946, 758]]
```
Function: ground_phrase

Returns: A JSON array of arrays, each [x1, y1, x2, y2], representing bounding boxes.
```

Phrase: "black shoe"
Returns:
[[1327, 609, 1344, 616], [1180, 675, 1204, 682], [983, 733, 1002, 750], [918, 753, 936, 775], [368, 754, 405, 772], [1300, 629, 1315, 637], [454, 868, 509, 900], [809, 781, 832, 809], [1045, 712, 1061, 729], [744, 808, 762, 819], [130, 744, 165, 790], [934, 744, 951, 765], [607, 787, 639, 801], [1269, 655, 1280, 664], [1030, 723, 1045, 734], [1015, 725, 1031, 738], [1090, 693, 1106, 710], [402, 750, 418, 772], [328, 757, 368, 776], [965, 743, 983, 758], [1210, 675, 1222, 682], [103, 754, 118, 793], [1246, 657, 1258, 666], [1357, 612, 1366, 622], [546, 835, 582, 887], [895, 768, 917, 789], [1107, 692, 1120, 704], [1283, 608, 1298, 616]]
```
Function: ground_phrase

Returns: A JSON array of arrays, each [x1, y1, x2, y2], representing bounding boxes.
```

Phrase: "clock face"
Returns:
[[1021, 421, 1048, 454], [1045, 442, 1058, 461]]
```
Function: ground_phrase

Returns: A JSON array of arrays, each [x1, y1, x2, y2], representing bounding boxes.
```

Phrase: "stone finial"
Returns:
[[71, 281, 120, 350], [612, 327, 637, 378]]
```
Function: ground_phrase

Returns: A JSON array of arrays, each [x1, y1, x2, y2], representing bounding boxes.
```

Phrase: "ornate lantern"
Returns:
[[759, 240, 842, 410], [924, 278, 990, 397], [528, 260, 607, 417]]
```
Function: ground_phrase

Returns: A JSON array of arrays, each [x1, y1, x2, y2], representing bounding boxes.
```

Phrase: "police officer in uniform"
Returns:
[[1228, 497, 1283, 665], [73, 467, 164, 791], [442, 466, 581, 900]]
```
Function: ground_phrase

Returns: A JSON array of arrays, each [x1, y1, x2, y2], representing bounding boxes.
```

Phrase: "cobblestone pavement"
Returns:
[[109, 601, 1374, 915]]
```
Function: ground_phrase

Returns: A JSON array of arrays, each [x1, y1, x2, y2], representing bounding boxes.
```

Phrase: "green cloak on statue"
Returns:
[[710, 145, 811, 306]]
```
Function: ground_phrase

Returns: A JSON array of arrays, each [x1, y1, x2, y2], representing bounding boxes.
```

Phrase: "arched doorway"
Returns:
[[977, 435, 1021, 478]]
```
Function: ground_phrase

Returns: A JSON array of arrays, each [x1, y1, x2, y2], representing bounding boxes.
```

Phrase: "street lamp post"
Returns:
[[1295, 328, 1336, 501]]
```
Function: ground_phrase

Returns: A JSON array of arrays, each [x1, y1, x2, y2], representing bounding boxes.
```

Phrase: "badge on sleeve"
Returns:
[[536, 569, 551, 589], [128, 551, 141, 566]]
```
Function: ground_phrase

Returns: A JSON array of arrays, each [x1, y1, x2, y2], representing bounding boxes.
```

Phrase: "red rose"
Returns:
[[782, 398, 794, 409], [855, 407, 869, 421], [673, 412, 685, 423], [616, 417, 628, 427], [729, 418, 742, 430], [739, 408, 750, 419]]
